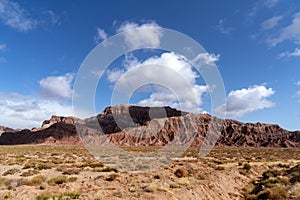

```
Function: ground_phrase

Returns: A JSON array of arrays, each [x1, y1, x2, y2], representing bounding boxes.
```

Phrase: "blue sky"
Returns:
[[0, 0, 300, 130]]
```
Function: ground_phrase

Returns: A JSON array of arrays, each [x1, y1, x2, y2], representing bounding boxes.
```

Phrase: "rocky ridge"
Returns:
[[0, 105, 299, 147]]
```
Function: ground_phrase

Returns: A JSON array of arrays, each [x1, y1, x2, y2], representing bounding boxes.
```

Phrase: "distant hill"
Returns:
[[0, 105, 299, 147]]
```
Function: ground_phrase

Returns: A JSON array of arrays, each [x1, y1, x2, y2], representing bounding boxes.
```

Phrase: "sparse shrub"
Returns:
[[26, 175, 46, 186], [62, 168, 80, 175], [20, 169, 39, 177], [3, 168, 21, 176], [243, 163, 251, 171], [291, 172, 300, 184], [39, 182, 47, 190], [212, 159, 224, 164], [153, 174, 162, 179], [48, 175, 68, 185], [177, 177, 190, 186], [97, 166, 118, 172], [106, 173, 119, 181], [23, 162, 36, 169], [88, 161, 104, 168], [290, 183, 300, 199], [80, 161, 104, 168], [157, 185, 172, 194], [2, 192, 12, 199], [135, 164, 150, 170], [112, 191, 123, 198], [215, 166, 225, 170], [258, 178, 279, 188], [174, 168, 188, 178], [35, 162, 53, 170], [256, 186, 288, 200], [68, 176, 78, 182], [4, 178, 27, 190], [36, 192, 80, 200], [262, 170, 281, 180], [277, 163, 290, 168], [144, 184, 158, 192], [23, 161, 53, 170], [51, 158, 64, 164]]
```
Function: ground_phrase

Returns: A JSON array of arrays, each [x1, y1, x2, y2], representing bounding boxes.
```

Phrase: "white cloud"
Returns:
[[0, 0, 37, 32], [43, 10, 60, 26], [261, 16, 282, 30], [215, 85, 275, 118], [192, 52, 220, 66], [279, 47, 300, 58], [39, 73, 74, 99], [117, 21, 163, 49], [0, 93, 72, 129], [296, 81, 300, 86], [107, 52, 209, 113], [94, 27, 108, 43], [217, 19, 234, 35], [264, 0, 279, 8], [0, 43, 6, 51], [267, 12, 300, 46], [249, 0, 279, 18]]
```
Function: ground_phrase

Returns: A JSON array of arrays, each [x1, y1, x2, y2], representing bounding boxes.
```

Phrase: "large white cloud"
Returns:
[[0, 0, 37, 32], [116, 21, 163, 49], [267, 12, 300, 46], [0, 93, 73, 129], [0, 73, 75, 129], [39, 73, 74, 99], [107, 52, 213, 113], [215, 85, 275, 118]]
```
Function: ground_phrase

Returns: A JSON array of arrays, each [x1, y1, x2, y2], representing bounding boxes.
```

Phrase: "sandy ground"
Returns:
[[0, 146, 299, 200]]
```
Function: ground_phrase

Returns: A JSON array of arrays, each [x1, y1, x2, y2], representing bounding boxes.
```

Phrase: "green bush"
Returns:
[[243, 163, 251, 171]]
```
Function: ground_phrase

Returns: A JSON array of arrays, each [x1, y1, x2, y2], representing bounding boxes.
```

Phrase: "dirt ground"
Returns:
[[0, 145, 299, 200]]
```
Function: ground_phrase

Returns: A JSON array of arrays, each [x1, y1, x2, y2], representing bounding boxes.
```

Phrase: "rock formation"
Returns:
[[0, 105, 299, 147], [0, 126, 16, 135]]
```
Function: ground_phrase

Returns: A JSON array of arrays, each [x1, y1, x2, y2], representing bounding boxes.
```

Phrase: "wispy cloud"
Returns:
[[264, 0, 279, 8], [0, 43, 6, 51], [0, 43, 6, 63], [39, 73, 75, 99], [0, 0, 38, 32], [279, 47, 300, 58], [215, 85, 275, 118], [261, 16, 282, 30], [94, 27, 108, 44], [266, 12, 300, 46], [43, 10, 60, 26], [217, 18, 234, 35], [249, 0, 279, 18]]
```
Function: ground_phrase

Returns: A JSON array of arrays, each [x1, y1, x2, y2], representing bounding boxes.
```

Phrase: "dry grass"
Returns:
[[36, 191, 81, 200], [26, 175, 46, 186], [0, 145, 299, 199]]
